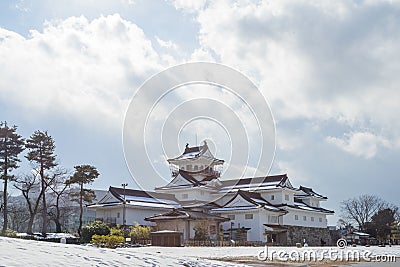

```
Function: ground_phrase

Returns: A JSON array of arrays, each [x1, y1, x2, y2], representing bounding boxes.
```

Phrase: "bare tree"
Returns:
[[340, 194, 388, 231], [8, 201, 29, 232], [47, 168, 70, 233], [14, 173, 44, 234]]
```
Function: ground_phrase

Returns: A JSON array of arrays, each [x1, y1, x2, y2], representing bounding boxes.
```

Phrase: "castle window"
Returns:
[[227, 214, 235, 220], [182, 193, 188, 199], [285, 194, 289, 201], [117, 212, 120, 218], [269, 216, 278, 223], [245, 214, 253, 220], [271, 195, 275, 200], [311, 217, 314, 222], [186, 165, 192, 171], [194, 165, 198, 171], [303, 216, 307, 221], [200, 191, 204, 196], [319, 217, 322, 222], [294, 215, 298, 220]]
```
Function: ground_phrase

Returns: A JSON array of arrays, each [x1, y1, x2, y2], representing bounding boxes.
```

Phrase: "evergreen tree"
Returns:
[[0, 122, 24, 235], [67, 165, 99, 237], [390, 221, 400, 244], [366, 208, 396, 243], [25, 130, 57, 235]]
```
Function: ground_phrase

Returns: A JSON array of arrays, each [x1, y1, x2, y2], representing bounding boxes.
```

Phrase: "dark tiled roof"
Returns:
[[167, 143, 224, 164], [179, 200, 221, 208], [264, 223, 288, 233], [276, 200, 334, 214], [296, 186, 327, 199], [145, 209, 229, 222], [220, 174, 288, 188], [184, 145, 200, 154], [109, 186, 177, 202]]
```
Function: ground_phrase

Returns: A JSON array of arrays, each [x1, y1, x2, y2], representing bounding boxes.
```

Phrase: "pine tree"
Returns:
[[25, 130, 57, 235], [0, 122, 24, 235], [67, 165, 99, 237]]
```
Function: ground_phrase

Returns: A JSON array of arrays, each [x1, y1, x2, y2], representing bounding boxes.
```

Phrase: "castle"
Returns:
[[89, 142, 334, 245]]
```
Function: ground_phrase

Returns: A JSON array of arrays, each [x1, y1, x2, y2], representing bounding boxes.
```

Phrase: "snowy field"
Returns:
[[1, 237, 400, 267]]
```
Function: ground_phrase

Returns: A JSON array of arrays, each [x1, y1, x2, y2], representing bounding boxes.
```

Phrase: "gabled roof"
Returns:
[[178, 170, 202, 186], [167, 142, 224, 164], [220, 174, 293, 191], [145, 209, 229, 222], [212, 190, 286, 213], [295, 186, 327, 200], [155, 171, 198, 190], [155, 170, 220, 190]]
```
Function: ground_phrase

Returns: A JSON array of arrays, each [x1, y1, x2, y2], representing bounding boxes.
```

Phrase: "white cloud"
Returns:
[[276, 160, 310, 185], [0, 14, 164, 130], [326, 132, 391, 159], [171, 0, 207, 13], [180, 0, 400, 148], [155, 36, 178, 50], [190, 48, 216, 61]]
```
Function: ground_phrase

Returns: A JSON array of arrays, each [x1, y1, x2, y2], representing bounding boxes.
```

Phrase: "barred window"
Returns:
[[245, 214, 253, 220]]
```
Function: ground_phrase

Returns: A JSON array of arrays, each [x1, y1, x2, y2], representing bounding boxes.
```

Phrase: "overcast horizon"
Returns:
[[1, 0, 400, 226]]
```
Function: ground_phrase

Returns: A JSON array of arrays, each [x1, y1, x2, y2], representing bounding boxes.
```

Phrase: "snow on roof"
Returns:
[[167, 142, 224, 164], [352, 232, 370, 236], [145, 209, 229, 221], [211, 206, 260, 212], [126, 200, 180, 209], [286, 201, 334, 214], [296, 186, 327, 199], [220, 174, 291, 190], [217, 190, 286, 213], [122, 195, 178, 205]]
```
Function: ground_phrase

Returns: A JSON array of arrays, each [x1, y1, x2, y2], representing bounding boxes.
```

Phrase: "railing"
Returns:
[[183, 240, 272, 247], [171, 169, 221, 178]]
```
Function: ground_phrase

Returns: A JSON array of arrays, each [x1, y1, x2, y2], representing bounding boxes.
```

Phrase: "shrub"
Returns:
[[81, 221, 110, 243], [4, 229, 17, 238], [193, 223, 209, 241], [110, 227, 123, 236], [129, 222, 150, 242], [91, 234, 124, 249]]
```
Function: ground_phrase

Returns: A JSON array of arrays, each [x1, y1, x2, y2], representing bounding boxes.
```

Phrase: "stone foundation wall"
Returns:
[[285, 226, 333, 246]]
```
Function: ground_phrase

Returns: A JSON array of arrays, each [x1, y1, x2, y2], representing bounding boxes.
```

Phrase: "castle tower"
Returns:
[[167, 141, 224, 181]]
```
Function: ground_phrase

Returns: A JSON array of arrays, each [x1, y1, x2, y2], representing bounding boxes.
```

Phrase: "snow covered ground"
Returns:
[[0, 237, 247, 267], [1, 237, 399, 266]]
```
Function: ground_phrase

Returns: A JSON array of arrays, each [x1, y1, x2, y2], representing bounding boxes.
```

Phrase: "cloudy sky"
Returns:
[[1, 0, 399, 225]]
